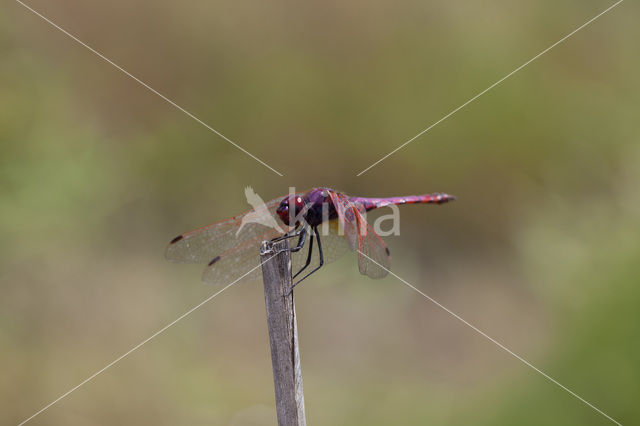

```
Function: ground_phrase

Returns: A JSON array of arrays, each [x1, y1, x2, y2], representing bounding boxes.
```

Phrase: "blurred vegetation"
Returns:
[[1, 0, 638, 424]]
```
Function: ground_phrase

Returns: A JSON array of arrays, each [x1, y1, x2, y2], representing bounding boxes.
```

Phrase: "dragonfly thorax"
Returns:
[[276, 189, 338, 227]]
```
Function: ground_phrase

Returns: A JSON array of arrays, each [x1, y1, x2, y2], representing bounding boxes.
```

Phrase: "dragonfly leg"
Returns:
[[271, 226, 308, 256], [288, 227, 307, 253], [289, 226, 324, 293], [292, 233, 314, 279], [270, 224, 304, 243]]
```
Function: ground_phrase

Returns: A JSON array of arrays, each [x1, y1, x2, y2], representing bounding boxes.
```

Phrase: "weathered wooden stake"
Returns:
[[260, 239, 306, 426]]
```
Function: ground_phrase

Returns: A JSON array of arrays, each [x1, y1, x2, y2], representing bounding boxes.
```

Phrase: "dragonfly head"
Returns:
[[276, 195, 306, 226]]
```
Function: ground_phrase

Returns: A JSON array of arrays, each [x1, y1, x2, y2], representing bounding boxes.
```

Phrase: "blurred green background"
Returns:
[[2, 0, 638, 424]]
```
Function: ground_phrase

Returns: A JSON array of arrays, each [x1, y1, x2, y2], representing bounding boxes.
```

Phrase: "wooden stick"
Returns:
[[260, 239, 306, 426]]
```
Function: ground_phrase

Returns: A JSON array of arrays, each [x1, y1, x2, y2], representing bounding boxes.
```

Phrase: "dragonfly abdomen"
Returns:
[[351, 193, 456, 211]]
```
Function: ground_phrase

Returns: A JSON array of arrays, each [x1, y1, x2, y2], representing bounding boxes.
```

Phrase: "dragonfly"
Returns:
[[166, 187, 455, 288]]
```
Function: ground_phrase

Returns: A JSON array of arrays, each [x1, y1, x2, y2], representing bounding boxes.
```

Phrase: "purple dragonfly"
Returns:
[[166, 188, 455, 287]]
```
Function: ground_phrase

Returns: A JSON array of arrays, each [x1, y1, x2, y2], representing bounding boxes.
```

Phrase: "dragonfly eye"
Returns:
[[276, 200, 291, 224], [276, 195, 306, 226]]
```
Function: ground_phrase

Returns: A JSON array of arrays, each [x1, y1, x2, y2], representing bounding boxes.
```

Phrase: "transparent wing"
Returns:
[[201, 227, 282, 285], [352, 211, 390, 278], [328, 190, 390, 279], [326, 191, 362, 250], [201, 219, 349, 286], [166, 196, 295, 264]]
